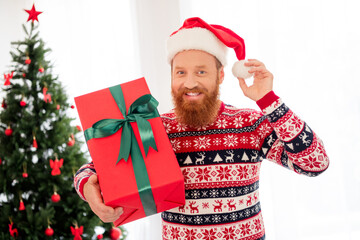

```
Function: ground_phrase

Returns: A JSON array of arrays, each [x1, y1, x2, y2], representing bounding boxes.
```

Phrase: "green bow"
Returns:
[[84, 84, 159, 216], [84, 85, 158, 164]]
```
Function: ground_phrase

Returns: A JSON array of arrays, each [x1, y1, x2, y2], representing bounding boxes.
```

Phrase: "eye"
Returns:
[[198, 70, 206, 74], [176, 71, 185, 75]]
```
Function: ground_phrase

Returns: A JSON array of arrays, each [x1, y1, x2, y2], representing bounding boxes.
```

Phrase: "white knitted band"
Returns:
[[167, 27, 228, 66]]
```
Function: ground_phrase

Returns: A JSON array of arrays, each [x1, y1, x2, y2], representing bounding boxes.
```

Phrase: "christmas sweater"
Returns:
[[74, 91, 329, 240]]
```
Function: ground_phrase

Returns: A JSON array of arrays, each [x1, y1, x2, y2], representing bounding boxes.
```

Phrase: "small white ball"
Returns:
[[232, 60, 253, 79]]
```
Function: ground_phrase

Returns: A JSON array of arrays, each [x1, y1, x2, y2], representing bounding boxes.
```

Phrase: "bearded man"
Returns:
[[74, 17, 329, 240]]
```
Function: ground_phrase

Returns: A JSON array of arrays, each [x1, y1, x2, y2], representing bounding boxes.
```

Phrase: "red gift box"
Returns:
[[74, 77, 185, 226]]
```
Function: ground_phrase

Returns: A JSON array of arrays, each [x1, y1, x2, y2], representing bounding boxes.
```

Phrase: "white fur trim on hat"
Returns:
[[232, 60, 253, 79], [167, 27, 228, 65]]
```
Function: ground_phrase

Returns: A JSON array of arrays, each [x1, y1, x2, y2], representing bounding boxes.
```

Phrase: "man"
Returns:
[[74, 17, 329, 239]]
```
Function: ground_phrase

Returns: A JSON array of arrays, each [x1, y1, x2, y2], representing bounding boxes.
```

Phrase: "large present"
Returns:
[[74, 78, 185, 226]]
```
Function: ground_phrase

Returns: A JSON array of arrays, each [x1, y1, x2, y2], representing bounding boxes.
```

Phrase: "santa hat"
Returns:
[[167, 17, 252, 79]]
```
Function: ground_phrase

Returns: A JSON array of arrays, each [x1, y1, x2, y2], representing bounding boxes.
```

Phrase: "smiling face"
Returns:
[[171, 50, 224, 127]]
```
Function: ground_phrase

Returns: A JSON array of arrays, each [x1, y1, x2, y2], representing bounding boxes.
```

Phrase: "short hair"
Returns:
[[214, 57, 222, 70]]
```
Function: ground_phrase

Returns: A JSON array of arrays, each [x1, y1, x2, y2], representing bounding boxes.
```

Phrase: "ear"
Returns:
[[170, 60, 174, 84], [218, 66, 225, 84]]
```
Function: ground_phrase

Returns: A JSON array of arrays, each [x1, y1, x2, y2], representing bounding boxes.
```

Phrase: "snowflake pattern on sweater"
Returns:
[[74, 92, 329, 240]]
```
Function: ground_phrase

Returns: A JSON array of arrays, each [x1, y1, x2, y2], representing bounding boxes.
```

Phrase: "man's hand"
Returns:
[[83, 174, 123, 222], [237, 59, 273, 101]]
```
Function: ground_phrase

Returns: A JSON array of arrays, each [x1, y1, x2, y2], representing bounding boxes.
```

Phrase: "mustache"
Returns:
[[178, 87, 208, 95]]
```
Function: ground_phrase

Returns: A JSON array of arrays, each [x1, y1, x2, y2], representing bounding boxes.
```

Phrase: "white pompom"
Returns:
[[232, 60, 253, 79]]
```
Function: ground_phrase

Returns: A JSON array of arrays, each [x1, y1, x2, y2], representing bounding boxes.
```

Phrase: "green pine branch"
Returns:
[[0, 20, 128, 240]]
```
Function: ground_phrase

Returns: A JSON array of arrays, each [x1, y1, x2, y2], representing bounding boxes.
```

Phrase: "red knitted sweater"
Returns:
[[74, 91, 329, 240]]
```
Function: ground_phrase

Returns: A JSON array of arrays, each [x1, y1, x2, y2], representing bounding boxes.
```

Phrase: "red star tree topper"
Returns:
[[25, 4, 42, 22]]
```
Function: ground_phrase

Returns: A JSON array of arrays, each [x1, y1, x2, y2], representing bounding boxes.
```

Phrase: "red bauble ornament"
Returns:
[[22, 73, 26, 78], [0, 158, 2, 165], [45, 226, 54, 236], [5, 126, 13, 136], [1, 99, 6, 109], [110, 227, 122, 240], [19, 200, 25, 211], [97, 234, 103, 239], [67, 134, 75, 146], [20, 100, 27, 107], [76, 125, 82, 132], [25, 4, 42, 22], [51, 192, 61, 203], [71, 105, 75, 109], [56, 104, 60, 110], [25, 57, 31, 65], [33, 136, 38, 149], [39, 67, 44, 73], [22, 162, 28, 177]]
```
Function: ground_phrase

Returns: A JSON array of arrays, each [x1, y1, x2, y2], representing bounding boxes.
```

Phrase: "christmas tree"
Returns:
[[183, 155, 193, 165], [0, 4, 127, 240]]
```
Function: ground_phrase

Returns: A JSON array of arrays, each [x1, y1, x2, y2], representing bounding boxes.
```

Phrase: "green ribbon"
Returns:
[[84, 85, 159, 216]]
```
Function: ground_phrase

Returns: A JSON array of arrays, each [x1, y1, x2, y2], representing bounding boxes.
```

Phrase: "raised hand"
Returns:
[[237, 59, 273, 101]]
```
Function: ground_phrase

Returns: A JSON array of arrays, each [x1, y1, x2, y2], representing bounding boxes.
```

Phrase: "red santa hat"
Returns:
[[167, 17, 252, 79]]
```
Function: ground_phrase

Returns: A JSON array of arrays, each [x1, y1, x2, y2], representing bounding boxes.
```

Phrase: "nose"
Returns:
[[183, 74, 198, 89]]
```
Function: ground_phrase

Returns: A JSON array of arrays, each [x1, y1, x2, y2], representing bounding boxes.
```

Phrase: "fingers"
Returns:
[[238, 77, 249, 95], [248, 66, 267, 74], [90, 193, 124, 222], [245, 60, 268, 76], [237, 59, 273, 101], [94, 204, 124, 223], [245, 59, 265, 68], [84, 174, 124, 223], [88, 174, 98, 184]]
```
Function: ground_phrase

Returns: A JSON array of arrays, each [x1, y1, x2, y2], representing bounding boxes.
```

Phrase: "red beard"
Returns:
[[171, 82, 220, 128]]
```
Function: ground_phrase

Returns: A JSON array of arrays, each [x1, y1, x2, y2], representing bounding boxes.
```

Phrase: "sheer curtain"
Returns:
[[1, 1, 359, 239]]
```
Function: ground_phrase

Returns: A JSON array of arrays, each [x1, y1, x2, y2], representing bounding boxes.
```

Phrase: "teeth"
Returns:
[[186, 92, 200, 96]]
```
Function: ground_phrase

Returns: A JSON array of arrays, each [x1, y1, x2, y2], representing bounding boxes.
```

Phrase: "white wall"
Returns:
[[1, 0, 141, 120]]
